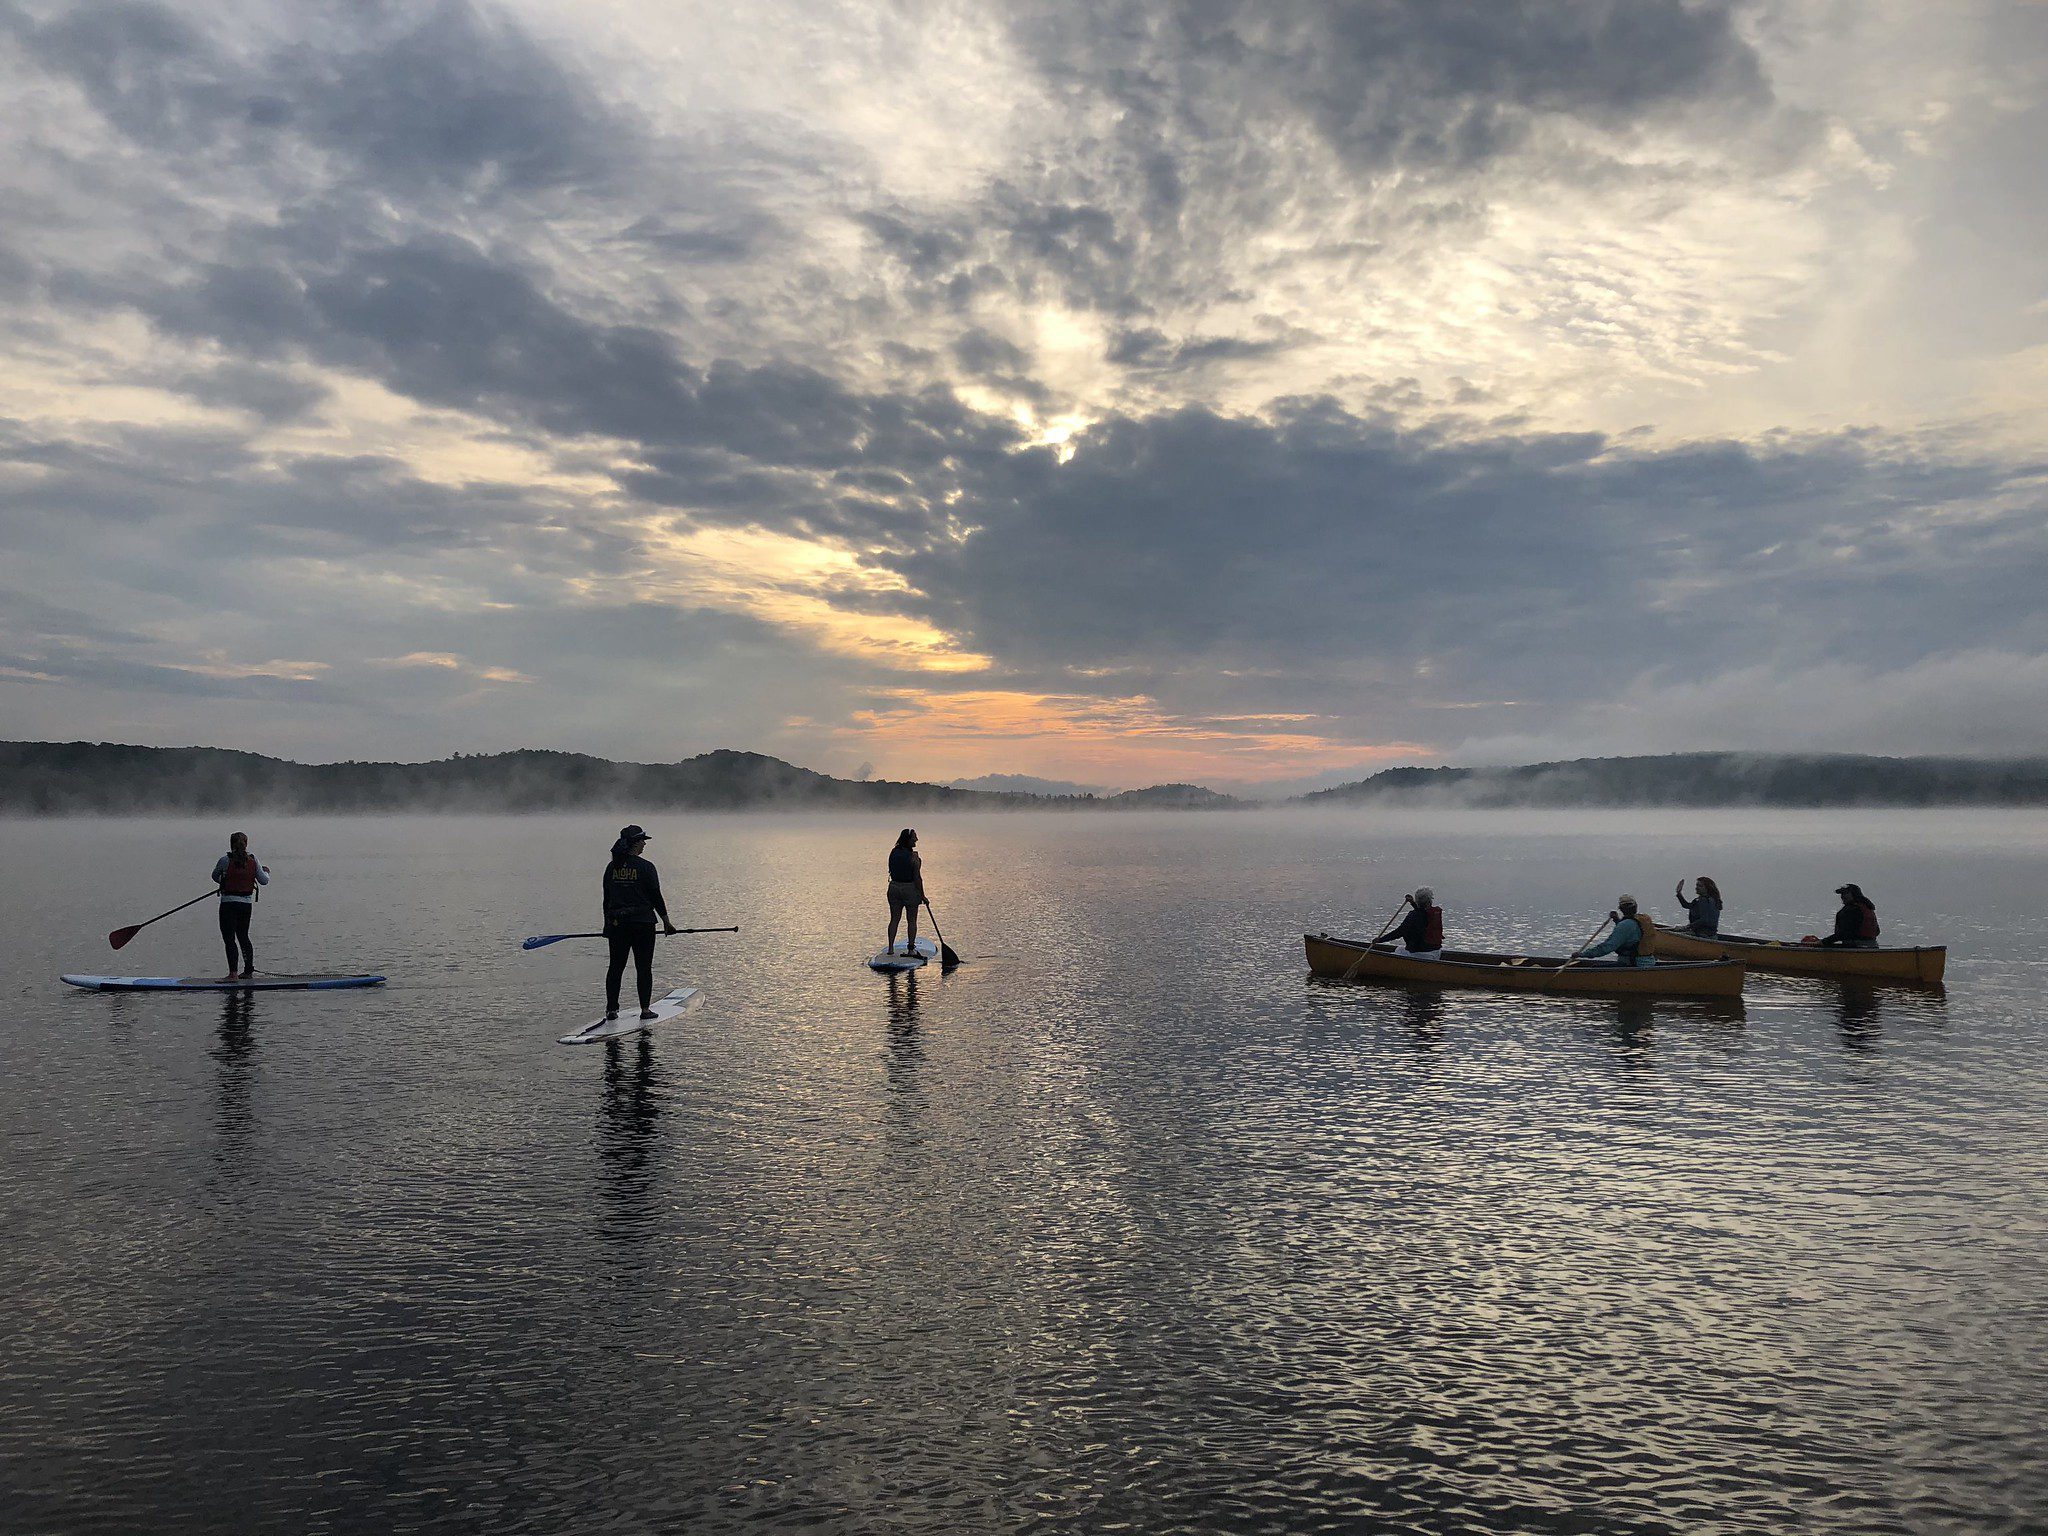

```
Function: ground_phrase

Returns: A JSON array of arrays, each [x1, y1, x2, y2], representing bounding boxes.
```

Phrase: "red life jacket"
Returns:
[[1856, 900, 1880, 940], [219, 853, 259, 896], [1421, 905, 1443, 949]]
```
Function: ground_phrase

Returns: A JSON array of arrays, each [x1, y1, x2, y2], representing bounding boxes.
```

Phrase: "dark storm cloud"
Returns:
[[1011, 0, 1770, 170], [14, 0, 628, 193], [896, 402, 2047, 724], [165, 361, 331, 423], [121, 231, 1026, 538]]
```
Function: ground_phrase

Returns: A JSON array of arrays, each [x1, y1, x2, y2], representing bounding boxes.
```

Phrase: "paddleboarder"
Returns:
[[885, 828, 924, 958], [603, 825, 678, 1020], [210, 832, 269, 980]]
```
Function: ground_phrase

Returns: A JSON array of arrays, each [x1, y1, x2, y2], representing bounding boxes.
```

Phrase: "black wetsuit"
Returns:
[[603, 854, 670, 1011], [218, 903, 253, 974]]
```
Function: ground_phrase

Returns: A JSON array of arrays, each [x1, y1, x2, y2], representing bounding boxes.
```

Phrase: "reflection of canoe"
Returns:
[[1304, 934, 1745, 998], [1644, 923, 1945, 984]]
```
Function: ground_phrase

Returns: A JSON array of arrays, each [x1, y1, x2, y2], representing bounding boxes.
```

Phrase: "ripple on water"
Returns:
[[1, 811, 2044, 1533]]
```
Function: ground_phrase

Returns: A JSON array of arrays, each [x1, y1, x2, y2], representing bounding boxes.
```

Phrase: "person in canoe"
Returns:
[[1574, 895, 1654, 966], [211, 831, 269, 980], [1816, 883, 1880, 949], [1378, 886, 1443, 958], [886, 828, 925, 958], [1673, 876, 1722, 936], [603, 824, 679, 1020]]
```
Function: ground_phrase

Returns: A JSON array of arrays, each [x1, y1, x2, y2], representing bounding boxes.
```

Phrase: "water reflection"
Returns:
[[595, 1033, 662, 1251], [210, 991, 256, 1165], [1395, 985, 1446, 1046], [1831, 979, 1947, 1052], [883, 971, 927, 1147]]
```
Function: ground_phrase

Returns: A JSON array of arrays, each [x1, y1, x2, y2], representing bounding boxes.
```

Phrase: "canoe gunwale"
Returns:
[[1643, 925, 1946, 983], [1304, 933, 1745, 998]]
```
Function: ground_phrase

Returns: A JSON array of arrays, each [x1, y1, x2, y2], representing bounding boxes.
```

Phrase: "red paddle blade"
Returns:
[[109, 925, 140, 950]]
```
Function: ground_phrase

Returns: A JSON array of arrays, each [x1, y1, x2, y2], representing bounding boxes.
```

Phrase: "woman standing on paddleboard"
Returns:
[[211, 831, 269, 981], [885, 828, 924, 957], [604, 825, 678, 1020]]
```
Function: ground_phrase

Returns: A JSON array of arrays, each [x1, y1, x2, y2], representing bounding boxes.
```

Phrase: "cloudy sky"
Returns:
[[2, 1, 2044, 790]]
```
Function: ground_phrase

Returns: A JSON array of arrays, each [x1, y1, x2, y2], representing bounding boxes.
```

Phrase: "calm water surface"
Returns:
[[2, 810, 2044, 1534]]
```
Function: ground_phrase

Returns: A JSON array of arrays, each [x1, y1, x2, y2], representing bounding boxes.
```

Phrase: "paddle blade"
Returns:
[[521, 935, 565, 950], [108, 925, 140, 951], [939, 942, 961, 969]]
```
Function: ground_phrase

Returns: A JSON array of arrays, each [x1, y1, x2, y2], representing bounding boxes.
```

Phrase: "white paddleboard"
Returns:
[[867, 936, 938, 972], [559, 985, 702, 1045], [62, 973, 385, 992]]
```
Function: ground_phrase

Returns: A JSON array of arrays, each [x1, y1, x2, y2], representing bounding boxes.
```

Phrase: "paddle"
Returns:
[[521, 926, 739, 950], [921, 898, 961, 969], [1368, 895, 1414, 945], [1339, 895, 1413, 981], [109, 889, 216, 950], [1543, 913, 1617, 988]]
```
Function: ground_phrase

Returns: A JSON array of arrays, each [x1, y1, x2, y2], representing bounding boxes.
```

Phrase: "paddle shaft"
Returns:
[[109, 889, 216, 950], [1543, 914, 1617, 988], [1341, 896, 1414, 981], [921, 898, 961, 968], [521, 926, 739, 950]]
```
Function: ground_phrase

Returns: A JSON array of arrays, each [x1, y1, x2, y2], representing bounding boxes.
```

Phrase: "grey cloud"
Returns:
[[1014, 1, 1770, 176], [130, 232, 1025, 538], [16, 0, 631, 195], [167, 360, 330, 423], [857, 1, 1788, 332], [892, 401, 2047, 747]]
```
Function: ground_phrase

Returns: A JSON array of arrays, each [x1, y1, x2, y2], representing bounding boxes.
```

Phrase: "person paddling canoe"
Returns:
[[1674, 876, 1722, 936], [211, 831, 269, 980], [886, 828, 924, 957], [603, 824, 678, 1021], [1575, 895, 1654, 966], [1816, 883, 1880, 949], [1380, 886, 1443, 958]]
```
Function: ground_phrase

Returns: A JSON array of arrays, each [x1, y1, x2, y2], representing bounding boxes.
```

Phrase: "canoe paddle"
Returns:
[[521, 926, 739, 950], [921, 898, 961, 969], [1544, 913, 1616, 986], [1368, 895, 1413, 945], [1340, 895, 1413, 981], [109, 889, 216, 950]]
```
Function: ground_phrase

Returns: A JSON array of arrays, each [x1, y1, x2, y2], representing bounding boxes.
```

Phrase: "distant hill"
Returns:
[[1297, 752, 2048, 808], [0, 741, 1226, 815], [949, 772, 1113, 798], [1104, 783, 1247, 809]]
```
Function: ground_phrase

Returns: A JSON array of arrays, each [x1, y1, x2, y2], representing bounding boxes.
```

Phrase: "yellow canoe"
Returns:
[[1304, 933, 1745, 998], [1644, 923, 1946, 984]]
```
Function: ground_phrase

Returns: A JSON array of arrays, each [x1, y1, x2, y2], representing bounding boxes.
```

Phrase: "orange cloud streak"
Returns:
[[795, 687, 1433, 784]]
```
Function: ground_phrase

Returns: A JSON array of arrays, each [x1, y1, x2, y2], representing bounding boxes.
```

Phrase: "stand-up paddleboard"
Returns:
[[61, 973, 386, 992], [558, 985, 702, 1045], [867, 937, 938, 973]]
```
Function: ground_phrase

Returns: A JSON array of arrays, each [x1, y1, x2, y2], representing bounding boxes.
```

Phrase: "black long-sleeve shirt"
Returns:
[[602, 855, 669, 925]]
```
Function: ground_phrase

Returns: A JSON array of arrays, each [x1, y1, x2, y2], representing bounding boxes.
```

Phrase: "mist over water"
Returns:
[[2, 810, 2044, 1532]]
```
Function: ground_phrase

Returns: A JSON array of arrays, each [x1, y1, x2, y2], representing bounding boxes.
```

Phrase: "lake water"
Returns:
[[2, 810, 2044, 1534]]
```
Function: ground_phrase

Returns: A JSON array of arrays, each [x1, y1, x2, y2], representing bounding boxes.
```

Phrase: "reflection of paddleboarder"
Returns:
[[210, 832, 269, 981], [603, 825, 677, 1021]]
